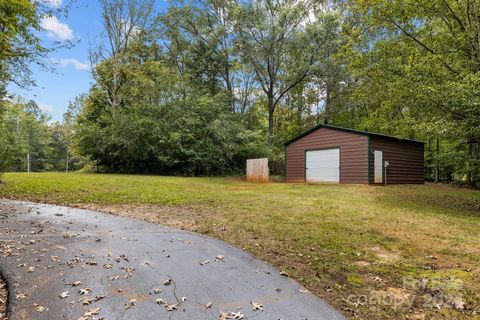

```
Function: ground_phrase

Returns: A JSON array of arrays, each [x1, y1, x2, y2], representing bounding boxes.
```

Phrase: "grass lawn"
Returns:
[[1, 172, 479, 319]]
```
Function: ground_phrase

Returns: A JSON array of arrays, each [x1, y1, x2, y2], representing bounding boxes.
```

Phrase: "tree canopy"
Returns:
[[1, 0, 480, 185]]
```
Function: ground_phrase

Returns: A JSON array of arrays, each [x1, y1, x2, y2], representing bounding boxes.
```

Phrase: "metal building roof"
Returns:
[[284, 124, 425, 146]]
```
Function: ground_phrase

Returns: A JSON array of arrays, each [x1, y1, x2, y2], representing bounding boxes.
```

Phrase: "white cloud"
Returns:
[[41, 0, 62, 8], [40, 16, 73, 41], [52, 58, 90, 70], [38, 103, 54, 113]]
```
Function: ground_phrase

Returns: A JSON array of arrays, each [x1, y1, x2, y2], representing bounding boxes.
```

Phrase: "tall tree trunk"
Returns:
[[467, 140, 477, 185], [268, 108, 274, 146], [267, 94, 274, 146], [324, 82, 331, 124], [66, 149, 69, 173], [428, 138, 432, 179], [435, 137, 439, 183]]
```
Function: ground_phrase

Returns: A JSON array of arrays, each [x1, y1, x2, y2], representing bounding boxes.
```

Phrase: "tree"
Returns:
[[234, 0, 341, 145], [0, 1, 73, 175], [157, 0, 258, 113], [0, 99, 54, 172], [0, 1, 73, 90], [90, 0, 155, 109], [345, 0, 480, 185]]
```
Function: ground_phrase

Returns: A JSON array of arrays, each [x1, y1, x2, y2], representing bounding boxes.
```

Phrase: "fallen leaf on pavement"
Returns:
[[15, 293, 27, 300], [58, 292, 70, 299], [78, 307, 101, 319], [199, 260, 210, 266], [251, 301, 263, 311], [165, 303, 177, 311], [79, 288, 91, 295], [219, 311, 244, 319], [35, 305, 48, 313], [80, 297, 93, 305]]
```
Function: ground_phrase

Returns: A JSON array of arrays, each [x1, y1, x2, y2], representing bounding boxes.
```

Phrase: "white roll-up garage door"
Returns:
[[305, 148, 340, 183]]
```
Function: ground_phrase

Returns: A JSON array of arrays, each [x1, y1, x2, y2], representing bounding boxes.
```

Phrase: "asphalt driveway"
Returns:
[[0, 199, 345, 320]]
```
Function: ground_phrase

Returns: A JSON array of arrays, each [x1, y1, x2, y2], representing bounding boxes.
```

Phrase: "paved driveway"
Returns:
[[0, 199, 345, 320]]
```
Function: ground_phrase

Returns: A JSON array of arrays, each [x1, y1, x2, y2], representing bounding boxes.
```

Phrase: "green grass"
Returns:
[[1, 172, 479, 319]]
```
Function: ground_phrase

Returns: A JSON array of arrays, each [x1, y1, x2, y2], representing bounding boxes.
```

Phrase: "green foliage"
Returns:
[[75, 37, 270, 175], [0, 123, 13, 180], [3, 0, 480, 184], [0, 0, 69, 89], [337, 0, 480, 185], [234, 0, 343, 144], [0, 98, 82, 173]]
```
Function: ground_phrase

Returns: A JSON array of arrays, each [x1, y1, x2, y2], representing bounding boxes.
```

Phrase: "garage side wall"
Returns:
[[286, 127, 369, 183], [369, 136, 424, 184]]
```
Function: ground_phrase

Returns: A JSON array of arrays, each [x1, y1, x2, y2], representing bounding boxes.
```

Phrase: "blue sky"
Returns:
[[9, 0, 166, 122]]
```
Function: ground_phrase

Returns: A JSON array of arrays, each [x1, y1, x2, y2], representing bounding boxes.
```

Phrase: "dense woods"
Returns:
[[1, 0, 480, 185]]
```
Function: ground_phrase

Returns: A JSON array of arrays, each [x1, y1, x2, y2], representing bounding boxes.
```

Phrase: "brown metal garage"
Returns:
[[284, 124, 424, 184]]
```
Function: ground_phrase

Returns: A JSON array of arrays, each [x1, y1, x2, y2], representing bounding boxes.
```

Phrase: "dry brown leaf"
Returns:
[[35, 305, 48, 313], [165, 303, 177, 311], [15, 293, 27, 300], [58, 291, 70, 299], [79, 288, 91, 295], [80, 297, 93, 305], [251, 300, 263, 311], [199, 260, 210, 266], [219, 311, 244, 320], [87, 307, 100, 315], [82, 307, 100, 317]]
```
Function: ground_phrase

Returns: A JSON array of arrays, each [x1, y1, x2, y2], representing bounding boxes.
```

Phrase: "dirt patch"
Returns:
[[225, 186, 259, 190], [354, 260, 373, 267], [73, 203, 214, 232], [369, 246, 401, 263], [0, 277, 7, 320]]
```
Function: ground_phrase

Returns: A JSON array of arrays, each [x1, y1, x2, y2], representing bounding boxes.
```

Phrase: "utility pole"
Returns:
[[27, 153, 30, 173], [26, 129, 30, 173], [66, 149, 69, 173]]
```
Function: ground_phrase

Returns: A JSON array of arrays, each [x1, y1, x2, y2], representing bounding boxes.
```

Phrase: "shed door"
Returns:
[[374, 150, 383, 183], [305, 148, 340, 183]]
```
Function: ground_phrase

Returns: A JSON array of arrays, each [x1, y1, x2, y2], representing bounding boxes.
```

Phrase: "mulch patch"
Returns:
[[0, 277, 6, 320]]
